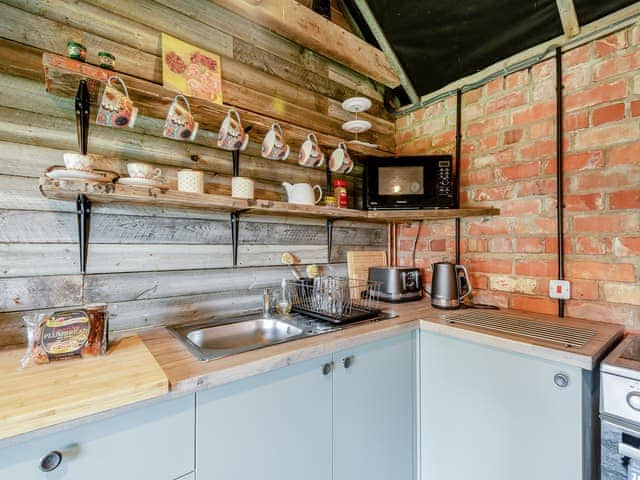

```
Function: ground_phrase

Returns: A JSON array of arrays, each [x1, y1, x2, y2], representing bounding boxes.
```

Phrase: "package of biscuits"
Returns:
[[20, 304, 109, 368]]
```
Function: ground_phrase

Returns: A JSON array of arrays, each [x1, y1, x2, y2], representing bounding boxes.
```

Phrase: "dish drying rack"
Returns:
[[288, 277, 381, 324]]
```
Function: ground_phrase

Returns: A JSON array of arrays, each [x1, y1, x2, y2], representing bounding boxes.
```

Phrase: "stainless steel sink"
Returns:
[[169, 311, 395, 362]]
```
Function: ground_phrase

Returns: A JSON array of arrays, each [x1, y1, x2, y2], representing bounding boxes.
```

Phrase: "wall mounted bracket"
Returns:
[[76, 194, 91, 274]]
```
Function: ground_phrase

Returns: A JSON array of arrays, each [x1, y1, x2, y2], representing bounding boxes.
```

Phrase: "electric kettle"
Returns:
[[429, 262, 472, 309]]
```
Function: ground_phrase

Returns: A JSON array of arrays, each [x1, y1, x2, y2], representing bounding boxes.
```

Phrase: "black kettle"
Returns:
[[429, 262, 472, 309]]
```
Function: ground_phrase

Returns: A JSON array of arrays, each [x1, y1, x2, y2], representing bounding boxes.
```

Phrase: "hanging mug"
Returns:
[[329, 142, 353, 174], [163, 95, 199, 142], [297, 133, 324, 168], [217, 109, 249, 151], [96, 76, 138, 128], [261, 123, 290, 161]]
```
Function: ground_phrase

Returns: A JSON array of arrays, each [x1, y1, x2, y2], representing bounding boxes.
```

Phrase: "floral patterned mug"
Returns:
[[96, 77, 138, 129]]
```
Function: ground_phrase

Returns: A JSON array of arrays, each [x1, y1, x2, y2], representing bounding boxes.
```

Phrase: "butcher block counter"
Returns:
[[0, 300, 623, 445]]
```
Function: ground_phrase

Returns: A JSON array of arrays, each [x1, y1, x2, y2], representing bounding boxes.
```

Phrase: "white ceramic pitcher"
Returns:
[[283, 182, 322, 205]]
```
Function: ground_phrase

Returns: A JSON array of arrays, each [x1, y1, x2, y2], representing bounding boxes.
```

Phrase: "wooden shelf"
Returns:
[[212, 0, 401, 88], [42, 53, 393, 156], [39, 177, 500, 224]]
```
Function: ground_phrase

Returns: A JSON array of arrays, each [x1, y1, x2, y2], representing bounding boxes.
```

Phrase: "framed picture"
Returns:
[[161, 33, 223, 104]]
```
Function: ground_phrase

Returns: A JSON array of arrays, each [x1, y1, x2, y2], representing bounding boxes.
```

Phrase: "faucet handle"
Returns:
[[263, 287, 272, 317]]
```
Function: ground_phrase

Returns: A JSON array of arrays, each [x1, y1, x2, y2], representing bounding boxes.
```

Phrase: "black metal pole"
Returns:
[[76, 194, 91, 274], [555, 47, 565, 318], [455, 89, 462, 265]]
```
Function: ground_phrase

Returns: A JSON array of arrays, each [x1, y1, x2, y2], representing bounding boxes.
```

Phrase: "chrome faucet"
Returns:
[[262, 288, 272, 318]]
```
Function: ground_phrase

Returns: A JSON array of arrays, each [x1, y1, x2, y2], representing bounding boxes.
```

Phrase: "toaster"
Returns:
[[368, 267, 424, 303]]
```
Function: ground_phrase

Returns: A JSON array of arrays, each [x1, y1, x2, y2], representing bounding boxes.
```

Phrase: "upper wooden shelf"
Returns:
[[42, 53, 393, 156], [212, 0, 401, 88], [39, 177, 500, 224]]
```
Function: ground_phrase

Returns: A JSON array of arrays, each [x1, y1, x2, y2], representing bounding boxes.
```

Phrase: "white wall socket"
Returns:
[[549, 280, 571, 300]]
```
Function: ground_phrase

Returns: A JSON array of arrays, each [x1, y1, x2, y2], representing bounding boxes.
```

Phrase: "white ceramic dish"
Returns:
[[46, 168, 111, 183], [341, 97, 372, 113], [342, 119, 372, 133], [118, 177, 167, 189]]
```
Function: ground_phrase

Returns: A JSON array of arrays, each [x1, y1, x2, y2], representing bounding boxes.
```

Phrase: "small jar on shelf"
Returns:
[[333, 179, 348, 208]]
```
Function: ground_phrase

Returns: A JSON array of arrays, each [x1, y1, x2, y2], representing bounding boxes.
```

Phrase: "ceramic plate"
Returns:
[[118, 177, 167, 189], [342, 119, 372, 133], [341, 97, 372, 113], [46, 168, 113, 183]]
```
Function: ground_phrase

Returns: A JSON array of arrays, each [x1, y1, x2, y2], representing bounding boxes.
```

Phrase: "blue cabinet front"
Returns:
[[196, 355, 333, 480]]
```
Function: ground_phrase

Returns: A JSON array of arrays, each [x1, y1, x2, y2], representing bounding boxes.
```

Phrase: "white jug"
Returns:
[[283, 182, 322, 205]]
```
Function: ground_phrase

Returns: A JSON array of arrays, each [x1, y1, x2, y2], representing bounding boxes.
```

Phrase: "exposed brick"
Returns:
[[430, 239, 447, 251], [511, 295, 557, 315], [610, 189, 640, 209], [486, 77, 504, 96], [519, 140, 556, 159], [468, 219, 511, 236], [396, 115, 410, 130], [490, 276, 538, 294], [563, 150, 604, 171], [464, 239, 489, 252], [563, 111, 589, 131], [567, 301, 636, 325], [419, 116, 446, 135], [573, 213, 640, 233], [469, 273, 489, 289], [564, 80, 627, 112], [614, 237, 640, 256], [512, 101, 556, 126], [486, 91, 527, 115], [518, 178, 556, 197], [463, 88, 483, 105], [532, 78, 555, 102], [500, 198, 542, 216], [575, 237, 611, 255], [506, 70, 529, 89], [489, 237, 514, 253], [479, 134, 500, 150], [463, 103, 484, 122], [472, 291, 510, 308], [461, 168, 492, 186], [632, 100, 640, 117], [563, 193, 604, 211], [469, 258, 513, 274], [574, 122, 639, 149], [531, 59, 554, 79], [571, 280, 600, 301], [594, 51, 640, 81], [495, 162, 539, 181], [592, 103, 626, 126], [513, 217, 557, 235], [563, 67, 590, 92], [467, 115, 508, 136], [504, 129, 524, 144], [515, 259, 556, 276], [515, 238, 545, 253], [563, 45, 591, 68], [609, 143, 640, 166], [432, 130, 456, 147], [571, 170, 640, 191], [471, 185, 514, 202], [530, 120, 554, 139], [566, 261, 636, 281], [595, 32, 629, 57], [603, 283, 640, 306]]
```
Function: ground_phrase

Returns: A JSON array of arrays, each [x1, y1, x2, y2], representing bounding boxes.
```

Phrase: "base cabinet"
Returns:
[[196, 355, 333, 480], [0, 395, 195, 480], [333, 332, 416, 480], [420, 331, 584, 480]]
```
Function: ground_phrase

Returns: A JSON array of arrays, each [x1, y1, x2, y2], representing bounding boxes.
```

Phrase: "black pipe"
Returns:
[[455, 89, 462, 265], [555, 47, 565, 318]]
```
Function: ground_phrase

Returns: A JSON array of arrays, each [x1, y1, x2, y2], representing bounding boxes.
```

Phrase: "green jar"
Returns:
[[98, 51, 116, 70], [67, 41, 87, 62]]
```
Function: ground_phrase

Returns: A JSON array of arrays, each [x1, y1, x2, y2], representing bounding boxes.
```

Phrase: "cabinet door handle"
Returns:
[[39, 450, 63, 472], [553, 373, 569, 388], [342, 356, 354, 369], [322, 362, 333, 375]]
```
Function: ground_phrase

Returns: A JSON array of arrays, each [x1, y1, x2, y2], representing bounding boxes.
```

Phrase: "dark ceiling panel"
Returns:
[[364, 0, 564, 96], [573, 0, 637, 25]]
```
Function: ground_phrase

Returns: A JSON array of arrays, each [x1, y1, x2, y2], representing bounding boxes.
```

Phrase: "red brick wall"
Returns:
[[395, 27, 640, 328]]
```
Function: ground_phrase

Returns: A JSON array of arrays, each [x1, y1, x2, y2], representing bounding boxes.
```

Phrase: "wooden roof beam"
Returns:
[[212, 0, 401, 88], [556, 0, 581, 38]]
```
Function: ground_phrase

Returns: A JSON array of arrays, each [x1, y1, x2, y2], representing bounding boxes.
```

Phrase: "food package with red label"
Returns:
[[20, 304, 109, 368]]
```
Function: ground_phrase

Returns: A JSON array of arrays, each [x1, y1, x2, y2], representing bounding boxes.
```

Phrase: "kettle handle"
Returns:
[[455, 265, 472, 299]]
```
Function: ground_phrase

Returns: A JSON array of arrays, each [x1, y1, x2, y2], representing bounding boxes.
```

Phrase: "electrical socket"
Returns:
[[549, 280, 571, 300]]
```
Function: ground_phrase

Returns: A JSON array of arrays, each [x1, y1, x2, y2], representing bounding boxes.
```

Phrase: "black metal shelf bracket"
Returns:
[[231, 211, 240, 267], [76, 194, 91, 274], [327, 218, 334, 263]]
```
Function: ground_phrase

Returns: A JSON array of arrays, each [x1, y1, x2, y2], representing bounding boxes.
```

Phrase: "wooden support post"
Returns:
[[556, 0, 581, 38]]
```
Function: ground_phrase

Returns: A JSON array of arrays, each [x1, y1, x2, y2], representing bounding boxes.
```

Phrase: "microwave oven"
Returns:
[[363, 155, 456, 210]]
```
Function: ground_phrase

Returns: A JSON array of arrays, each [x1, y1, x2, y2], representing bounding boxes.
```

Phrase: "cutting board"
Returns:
[[0, 335, 168, 440], [347, 250, 388, 284]]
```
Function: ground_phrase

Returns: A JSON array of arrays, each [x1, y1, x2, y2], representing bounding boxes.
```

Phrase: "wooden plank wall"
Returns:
[[0, 0, 389, 347]]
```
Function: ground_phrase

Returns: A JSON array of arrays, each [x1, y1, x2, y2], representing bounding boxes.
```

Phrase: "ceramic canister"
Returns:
[[177, 169, 205, 193]]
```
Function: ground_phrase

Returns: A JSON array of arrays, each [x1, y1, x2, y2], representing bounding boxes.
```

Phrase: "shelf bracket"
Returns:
[[76, 194, 91, 274], [231, 211, 240, 267], [327, 219, 334, 263]]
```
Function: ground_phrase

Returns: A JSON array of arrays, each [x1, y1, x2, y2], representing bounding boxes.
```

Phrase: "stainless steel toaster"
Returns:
[[368, 267, 423, 303]]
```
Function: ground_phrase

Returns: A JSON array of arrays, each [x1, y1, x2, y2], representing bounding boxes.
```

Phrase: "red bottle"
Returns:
[[333, 179, 348, 208]]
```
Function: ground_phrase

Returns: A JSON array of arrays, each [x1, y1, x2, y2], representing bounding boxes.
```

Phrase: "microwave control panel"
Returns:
[[438, 159, 452, 198]]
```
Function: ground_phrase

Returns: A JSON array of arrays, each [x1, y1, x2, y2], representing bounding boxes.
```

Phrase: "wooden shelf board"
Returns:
[[42, 53, 393, 156], [40, 177, 500, 223]]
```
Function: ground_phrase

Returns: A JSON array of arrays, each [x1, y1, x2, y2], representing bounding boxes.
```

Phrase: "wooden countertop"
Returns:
[[1, 301, 623, 445], [141, 300, 624, 393]]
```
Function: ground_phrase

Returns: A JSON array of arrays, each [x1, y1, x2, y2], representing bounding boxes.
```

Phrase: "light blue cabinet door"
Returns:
[[196, 354, 333, 480], [0, 394, 195, 480], [333, 332, 416, 480], [420, 331, 583, 480]]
